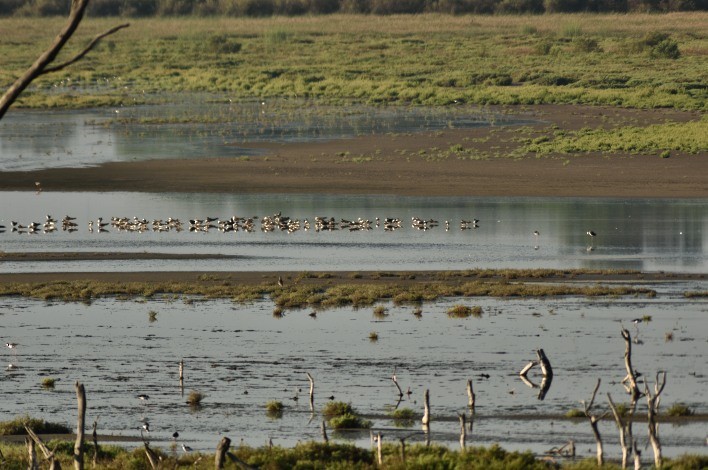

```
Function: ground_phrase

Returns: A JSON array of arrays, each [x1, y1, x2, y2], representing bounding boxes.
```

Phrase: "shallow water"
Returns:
[[1, 288, 706, 458], [0, 192, 706, 273], [0, 99, 517, 171]]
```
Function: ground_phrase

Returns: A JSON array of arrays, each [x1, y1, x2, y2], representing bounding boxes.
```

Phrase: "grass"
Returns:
[[265, 400, 284, 418], [389, 407, 416, 427], [0, 272, 657, 309], [328, 413, 372, 430], [666, 403, 694, 417], [368, 331, 379, 341], [565, 408, 585, 418], [322, 401, 354, 418], [447, 304, 483, 318], [0, 415, 71, 435], [0, 13, 706, 111]]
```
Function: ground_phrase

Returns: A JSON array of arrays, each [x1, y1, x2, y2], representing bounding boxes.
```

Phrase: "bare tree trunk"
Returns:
[[24, 426, 61, 469], [583, 378, 606, 467], [607, 393, 628, 468], [632, 438, 641, 469], [621, 327, 642, 401], [466, 379, 475, 412], [459, 413, 466, 450], [392, 370, 404, 398], [306, 372, 315, 412], [645, 372, 666, 469], [421, 389, 430, 426], [74, 381, 86, 470], [376, 433, 383, 465], [91, 419, 99, 467], [215, 437, 231, 469], [0, 0, 129, 120], [399, 437, 406, 463], [27, 437, 39, 470]]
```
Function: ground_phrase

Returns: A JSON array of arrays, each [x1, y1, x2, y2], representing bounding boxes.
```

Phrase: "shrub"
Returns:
[[369, 331, 379, 341], [186, 390, 204, 407], [666, 403, 694, 417], [42, 377, 56, 389], [266, 400, 284, 418], [0, 416, 71, 435], [322, 401, 354, 418], [651, 38, 680, 59], [574, 37, 602, 53], [206, 35, 242, 54], [328, 413, 371, 429], [565, 408, 585, 418]]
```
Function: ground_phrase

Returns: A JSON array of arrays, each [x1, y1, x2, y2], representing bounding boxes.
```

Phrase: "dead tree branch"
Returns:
[[421, 389, 430, 427], [306, 372, 315, 412], [582, 378, 607, 467], [0, 0, 129, 120], [607, 393, 630, 468], [392, 369, 404, 398], [466, 379, 476, 413], [215, 437, 231, 469], [645, 371, 667, 468], [42, 23, 130, 75], [621, 327, 642, 401]]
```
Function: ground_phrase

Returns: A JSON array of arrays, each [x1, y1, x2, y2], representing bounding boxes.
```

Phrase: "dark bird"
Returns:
[[533, 230, 540, 237], [137, 394, 150, 401], [587, 230, 597, 237], [182, 444, 193, 453], [477, 373, 490, 379], [142, 422, 150, 433], [5, 343, 18, 349], [172, 431, 179, 440], [309, 311, 317, 318], [327, 395, 335, 400], [631, 318, 643, 324]]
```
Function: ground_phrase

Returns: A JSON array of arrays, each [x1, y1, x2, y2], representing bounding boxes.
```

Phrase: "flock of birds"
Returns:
[[0, 213, 488, 235]]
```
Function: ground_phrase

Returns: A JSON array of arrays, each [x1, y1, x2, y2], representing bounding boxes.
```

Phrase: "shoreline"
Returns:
[[0, 104, 705, 199]]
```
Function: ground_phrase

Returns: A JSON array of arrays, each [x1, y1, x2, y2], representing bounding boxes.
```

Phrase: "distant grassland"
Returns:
[[0, 13, 706, 110]]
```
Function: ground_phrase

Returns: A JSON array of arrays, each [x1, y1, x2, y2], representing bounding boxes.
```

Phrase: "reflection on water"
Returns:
[[0, 192, 705, 273], [1, 288, 706, 455], [0, 98, 517, 171]]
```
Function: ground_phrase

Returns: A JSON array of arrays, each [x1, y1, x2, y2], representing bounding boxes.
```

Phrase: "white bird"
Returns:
[[5, 343, 18, 349], [181, 444, 193, 453]]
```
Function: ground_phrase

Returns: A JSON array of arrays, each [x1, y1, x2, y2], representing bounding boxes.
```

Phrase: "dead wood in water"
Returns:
[[92, 419, 99, 467], [459, 413, 467, 450], [421, 389, 430, 427], [621, 327, 643, 401], [582, 378, 608, 467], [467, 379, 476, 412], [608, 393, 634, 469], [215, 436, 231, 469], [645, 371, 667, 468], [392, 369, 404, 398], [306, 372, 315, 412], [321, 421, 329, 444]]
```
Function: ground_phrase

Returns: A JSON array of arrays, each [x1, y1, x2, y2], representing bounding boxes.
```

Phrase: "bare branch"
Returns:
[[41, 23, 130, 75]]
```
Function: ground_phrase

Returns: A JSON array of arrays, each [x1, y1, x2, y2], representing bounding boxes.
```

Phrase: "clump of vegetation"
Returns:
[[322, 401, 354, 418], [148, 310, 157, 322], [186, 391, 205, 407], [0, 416, 71, 435], [412, 307, 423, 318], [666, 403, 694, 417], [369, 331, 379, 342], [573, 37, 602, 53], [328, 413, 372, 430], [265, 400, 284, 418], [390, 407, 416, 427], [565, 408, 585, 418], [41, 377, 56, 389], [373, 305, 388, 319], [447, 305, 483, 318], [273, 306, 284, 318]]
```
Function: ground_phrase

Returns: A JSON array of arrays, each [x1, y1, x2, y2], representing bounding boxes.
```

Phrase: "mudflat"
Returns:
[[0, 104, 705, 198]]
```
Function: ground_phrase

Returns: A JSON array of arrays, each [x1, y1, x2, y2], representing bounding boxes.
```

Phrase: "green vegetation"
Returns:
[[0, 273, 657, 309], [0, 14, 706, 111], [0, 415, 71, 435], [41, 377, 57, 389], [447, 304, 483, 318], [565, 408, 585, 418], [322, 401, 354, 418], [525, 118, 708, 156], [389, 407, 416, 427], [368, 331, 379, 341], [265, 400, 284, 418], [666, 403, 694, 417], [322, 401, 372, 429]]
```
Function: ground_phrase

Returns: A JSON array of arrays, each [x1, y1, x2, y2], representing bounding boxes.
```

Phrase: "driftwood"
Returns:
[[545, 440, 575, 458], [392, 369, 404, 398], [215, 437, 231, 469], [645, 371, 666, 468], [519, 349, 553, 400], [74, 381, 86, 470], [582, 378, 608, 466], [0, 0, 128, 120]]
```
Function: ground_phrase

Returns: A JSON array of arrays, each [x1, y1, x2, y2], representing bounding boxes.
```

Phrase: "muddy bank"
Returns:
[[0, 105, 705, 198]]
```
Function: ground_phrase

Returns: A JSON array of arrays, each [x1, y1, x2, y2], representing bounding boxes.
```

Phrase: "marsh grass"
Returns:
[[0, 415, 71, 435], [265, 400, 284, 418], [187, 390, 205, 407], [666, 403, 694, 417], [42, 377, 57, 389], [322, 401, 354, 418], [389, 407, 416, 427], [368, 331, 379, 341], [1, 13, 706, 110], [372, 305, 388, 319], [565, 408, 585, 418], [447, 304, 483, 318]]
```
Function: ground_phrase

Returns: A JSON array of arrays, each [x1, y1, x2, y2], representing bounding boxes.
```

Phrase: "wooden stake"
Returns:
[[421, 389, 430, 426], [74, 381, 86, 470], [179, 359, 184, 380], [215, 437, 231, 469], [459, 413, 466, 450], [321, 421, 329, 444], [92, 419, 99, 468], [466, 379, 475, 412], [376, 433, 383, 466]]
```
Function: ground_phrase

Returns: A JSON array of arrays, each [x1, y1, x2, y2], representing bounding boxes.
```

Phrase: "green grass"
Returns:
[[41, 377, 57, 389], [0, 13, 706, 111], [186, 390, 205, 407], [322, 401, 354, 418], [0, 415, 71, 435], [666, 403, 694, 417]]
